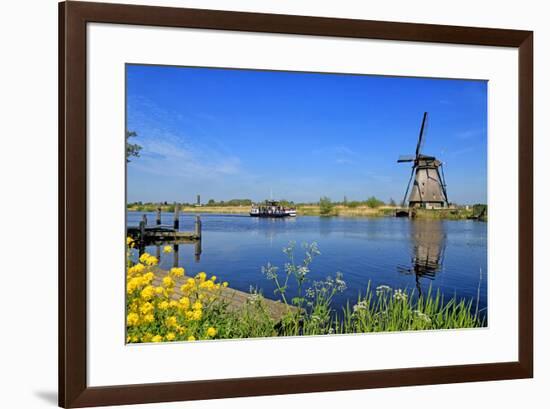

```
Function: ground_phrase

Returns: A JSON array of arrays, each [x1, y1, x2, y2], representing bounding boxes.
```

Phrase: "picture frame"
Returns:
[[59, 1, 533, 407]]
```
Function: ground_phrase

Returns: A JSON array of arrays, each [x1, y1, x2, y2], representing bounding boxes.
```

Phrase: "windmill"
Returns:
[[397, 112, 449, 209]]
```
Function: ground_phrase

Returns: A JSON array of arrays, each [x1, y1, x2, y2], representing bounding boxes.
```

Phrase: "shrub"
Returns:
[[365, 196, 385, 208], [319, 196, 336, 215]]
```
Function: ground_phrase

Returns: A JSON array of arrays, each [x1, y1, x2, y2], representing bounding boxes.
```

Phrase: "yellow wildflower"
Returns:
[[127, 237, 134, 246], [139, 302, 154, 315], [206, 327, 217, 337], [139, 253, 152, 264], [140, 285, 155, 301], [166, 332, 176, 341], [187, 336, 196, 341], [179, 297, 190, 310], [192, 301, 203, 311], [127, 277, 142, 293], [143, 313, 155, 323], [170, 267, 184, 277], [197, 272, 207, 282], [143, 272, 155, 283], [158, 300, 169, 310], [144, 256, 158, 266], [162, 276, 175, 288], [127, 312, 139, 326], [163, 245, 173, 253], [222, 282, 229, 287], [166, 315, 178, 328], [192, 309, 202, 321], [151, 335, 163, 343], [199, 280, 214, 290], [128, 263, 145, 275]]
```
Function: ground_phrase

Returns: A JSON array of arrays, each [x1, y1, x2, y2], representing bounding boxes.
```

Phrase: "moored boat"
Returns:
[[250, 200, 297, 218]]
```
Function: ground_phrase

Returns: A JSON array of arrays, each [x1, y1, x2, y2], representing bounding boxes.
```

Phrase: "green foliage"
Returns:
[[204, 198, 252, 207], [319, 196, 336, 216], [126, 130, 142, 163], [365, 196, 385, 208]]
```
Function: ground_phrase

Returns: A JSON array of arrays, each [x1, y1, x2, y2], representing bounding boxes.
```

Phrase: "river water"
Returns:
[[127, 212, 487, 314]]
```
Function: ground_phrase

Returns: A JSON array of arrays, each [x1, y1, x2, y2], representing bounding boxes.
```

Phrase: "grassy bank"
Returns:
[[126, 240, 484, 343], [127, 204, 486, 220]]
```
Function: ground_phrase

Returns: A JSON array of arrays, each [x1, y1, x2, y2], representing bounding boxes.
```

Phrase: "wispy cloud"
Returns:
[[131, 134, 242, 180], [127, 97, 242, 181], [455, 128, 484, 140], [312, 145, 360, 165]]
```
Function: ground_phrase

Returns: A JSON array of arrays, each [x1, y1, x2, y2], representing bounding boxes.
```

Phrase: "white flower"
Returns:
[[393, 289, 408, 302], [376, 285, 392, 296], [414, 310, 431, 323], [353, 300, 369, 313]]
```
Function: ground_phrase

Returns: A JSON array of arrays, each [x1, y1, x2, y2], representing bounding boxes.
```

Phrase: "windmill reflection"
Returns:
[[397, 220, 446, 296]]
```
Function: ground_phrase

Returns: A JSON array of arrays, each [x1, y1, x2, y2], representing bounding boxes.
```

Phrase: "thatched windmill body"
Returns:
[[398, 112, 449, 209]]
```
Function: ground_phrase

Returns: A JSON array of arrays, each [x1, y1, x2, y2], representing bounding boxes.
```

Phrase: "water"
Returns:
[[127, 212, 487, 314]]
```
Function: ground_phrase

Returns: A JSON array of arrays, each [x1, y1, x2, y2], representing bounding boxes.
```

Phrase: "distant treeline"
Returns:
[[127, 196, 392, 211], [127, 199, 487, 212]]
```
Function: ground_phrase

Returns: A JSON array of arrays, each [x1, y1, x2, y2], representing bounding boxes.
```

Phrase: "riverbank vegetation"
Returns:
[[127, 199, 486, 220], [126, 240, 484, 343]]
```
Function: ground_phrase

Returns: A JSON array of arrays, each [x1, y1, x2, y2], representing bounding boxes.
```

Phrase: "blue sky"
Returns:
[[126, 64, 487, 204]]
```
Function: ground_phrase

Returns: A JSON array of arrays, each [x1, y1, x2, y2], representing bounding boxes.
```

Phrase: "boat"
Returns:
[[250, 200, 297, 218]]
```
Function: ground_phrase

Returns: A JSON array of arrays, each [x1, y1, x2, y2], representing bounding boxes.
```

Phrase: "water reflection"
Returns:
[[397, 220, 446, 296], [137, 240, 202, 264]]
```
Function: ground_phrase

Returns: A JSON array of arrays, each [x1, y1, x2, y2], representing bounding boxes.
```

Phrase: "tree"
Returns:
[[319, 196, 335, 215], [126, 130, 142, 162], [365, 196, 385, 208]]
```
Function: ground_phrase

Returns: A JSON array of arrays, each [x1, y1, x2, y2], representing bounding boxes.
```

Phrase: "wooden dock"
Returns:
[[128, 205, 203, 260], [152, 270, 297, 321], [127, 225, 201, 242], [127, 205, 202, 243]]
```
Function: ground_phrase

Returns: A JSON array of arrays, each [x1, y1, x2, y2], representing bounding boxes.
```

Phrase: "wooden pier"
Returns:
[[128, 205, 202, 260], [128, 205, 202, 242]]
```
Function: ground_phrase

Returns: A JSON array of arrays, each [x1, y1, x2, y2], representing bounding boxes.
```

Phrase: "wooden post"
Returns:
[[139, 215, 146, 242], [194, 240, 202, 262], [173, 244, 179, 268], [156, 244, 161, 260], [173, 204, 180, 230], [156, 207, 161, 225], [194, 215, 202, 239]]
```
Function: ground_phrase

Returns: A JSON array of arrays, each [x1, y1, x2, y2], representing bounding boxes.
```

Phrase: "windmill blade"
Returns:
[[439, 163, 449, 205], [415, 112, 428, 158], [397, 154, 415, 163], [402, 165, 416, 207]]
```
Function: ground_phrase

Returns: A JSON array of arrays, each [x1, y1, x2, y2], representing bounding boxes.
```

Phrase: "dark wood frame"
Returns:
[[59, 1, 533, 407]]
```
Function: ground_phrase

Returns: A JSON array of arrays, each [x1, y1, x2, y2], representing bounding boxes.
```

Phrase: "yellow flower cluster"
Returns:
[[126, 239, 224, 344]]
